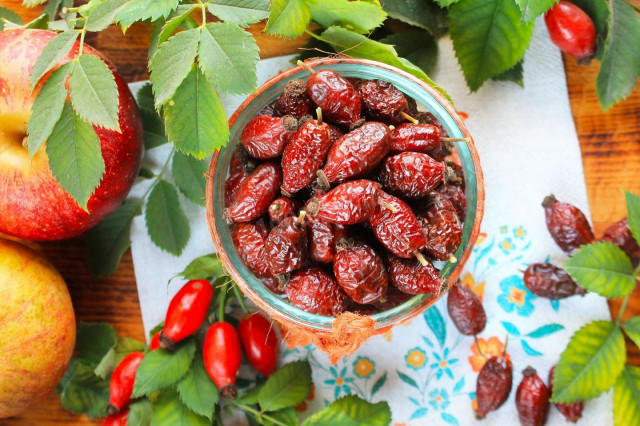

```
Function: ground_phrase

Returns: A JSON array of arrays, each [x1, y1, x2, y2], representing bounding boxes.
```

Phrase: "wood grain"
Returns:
[[2, 1, 639, 423]]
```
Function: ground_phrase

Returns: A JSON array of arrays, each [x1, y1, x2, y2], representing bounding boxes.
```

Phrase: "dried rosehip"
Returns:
[[259, 99, 279, 117], [377, 285, 413, 310], [240, 115, 297, 159], [285, 267, 349, 316], [277, 79, 313, 119], [543, 195, 595, 254], [369, 192, 427, 260], [308, 218, 347, 263], [232, 219, 272, 278], [226, 163, 282, 223], [379, 152, 444, 199], [281, 118, 332, 195], [419, 193, 463, 261], [438, 184, 467, 220], [389, 123, 441, 154], [307, 180, 382, 225], [225, 148, 253, 206], [334, 239, 388, 304], [265, 214, 308, 277], [318, 122, 390, 186], [417, 111, 447, 136], [475, 354, 513, 419], [548, 365, 583, 422], [305, 68, 362, 128], [328, 124, 344, 144], [356, 79, 409, 125], [516, 366, 550, 426], [445, 158, 465, 189], [269, 197, 300, 224], [545, 2, 596, 61], [523, 263, 586, 299], [387, 253, 443, 295], [601, 218, 640, 265], [261, 276, 283, 294], [447, 281, 486, 335]]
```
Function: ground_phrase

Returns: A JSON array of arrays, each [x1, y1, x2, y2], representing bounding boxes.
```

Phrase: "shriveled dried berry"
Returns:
[[308, 180, 382, 225], [601, 218, 640, 265], [377, 285, 413, 310], [232, 219, 271, 278], [224, 148, 253, 206], [259, 99, 279, 117], [419, 193, 463, 261], [269, 197, 301, 224], [319, 122, 391, 185], [334, 239, 388, 304], [328, 124, 344, 144], [265, 214, 308, 277], [240, 115, 297, 159], [548, 365, 583, 422], [475, 353, 513, 419], [305, 68, 362, 128], [261, 276, 283, 294], [543, 194, 594, 254], [356, 79, 409, 125], [417, 111, 447, 136], [389, 123, 441, 154], [285, 267, 349, 316], [307, 218, 347, 264], [516, 366, 550, 426], [370, 192, 427, 260], [226, 162, 282, 223], [386, 253, 443, 295], [281, 118, 332, 195], [445, 158, 465, 189], [447, 281, 486, 335], [523, 263, 586, 299], [379, 152, 444, 199], [277, 79, 313, 119], [438, 184, 467, 220]]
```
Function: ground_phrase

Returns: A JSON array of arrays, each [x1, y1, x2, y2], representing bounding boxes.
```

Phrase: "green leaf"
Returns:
[[302, 395, 391, 426], [265, 0, 310, 39], [623, 315, 640, 349], [145, 180, 191, 256], [128, 399, 152, 426], [565, 241, 636, 299], [235, 383, 264, 405], [199, 22, 260, 95], [115, 337, 147, 364], [258, 360, 312, 412], [0, 6, 23, 31], [87, 200, 140, 279], [151, 388, 210, 426], [141, 109, 168, 149], [492, 59, 524, 86], [87, 0, 129, 32], [136, 82, 155, 111], [76, 322, 117, 367], [94, 348, 116, 379], [46, 101, 105, 210], [139, 167, 155, 179], [551, 320, 626, 403], [23, 0, 47, 7], [306, 0, 386, 34], [163, 66, 229, 158], [614, 366, 640, 426], [27, 62, 72, 158], [380, 30, 438, 75], [116, 0, 180, 30], [29, 30, 78, 90], [56, 358, 79, 394], [150, 28, 200, 108], [132, 339, 196, 397], [172, 151, 208, 206], [175, 253, 227, 280], [624, 191, 640, 247], [60, 360, 110, 418], [379, 0, 448, 35], [149, 5, 197, 60], [177, 356, 219, 420], [18, 13, 49, 29], [263, 407, 298, 426], [449, 0, 534, 92], [515, 0, 556, 21], [207, 0, 269, 27]]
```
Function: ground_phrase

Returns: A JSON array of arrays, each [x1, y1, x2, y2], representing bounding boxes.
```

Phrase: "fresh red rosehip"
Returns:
[[386, 253, 443, 295], [269, 197, 300, 224], [523, 263, 586, 299], [475, 354, 513, 419], [226, 162, 282, 223], [160, 279, 213, 350], [369, 192, 427, 259], [277, 79, 313, 119], [305, 68, 362, 128], [238, 312, 278, 377], [549, 365, 583, 422], [107, 352, 145, 414], [356, 79, 409, 125], [203, 322, 242, 398], [307, 217, 347, 264], [419, 192, 463, 261], [389, 123, 442, 154], [333, 239, 388, 304], [601, 218, 640, 265], [319, 122, 391, 185], [516, 366, 550, 426], [438, 184, 467, 219], [544, 1, 596, 61], [447, 281, 486, 335], [308, 180, 382, 225], [102, 408, 129, 426], [281, 119, 332, 195], [265, 214, 308, 277], [379, 152, 444, 199], [240, 115, 297, 159], [542, 194, 595, 254], [149, 332, 161, 351], [285, 267, 349, 316], [232, 219, 272, 278]]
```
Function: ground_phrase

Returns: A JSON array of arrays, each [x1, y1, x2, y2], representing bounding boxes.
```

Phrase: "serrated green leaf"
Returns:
[[302, 395, 391, 426], [492, 59, 524, 86], [46, 101, 105, 210], [624, 191, 640, 247], [164, 66, 229, 157], [551, 320, 626, 403], [199, 22, 259, 95], [76, 322, 117, 367], [623, 316, 640, 349], [145, 180, 190, 256], [27, 62, 72, 158], [60, 360, 110, 418], [175, 253, 227, 280], [23, 0, 47, 7], [449, 0, 534, 92], [150, 28, 199, 108], [263, 407, 298, 426], [265, 0, 310, 39], [87, 0, 129, 32], [380, 30, 438, 75], [207, 0, 269, 27], [128, 399, 152, 426], [94, 347, 116, 379], [87, 200, 140, 278], [515, 0, 556, 21], [235, 383, 265, 405], [116, 0, 179, 30], [15, 13, 49, 29], [614, 366, 640, 426], [115, 337, 146, 364], [44, 0, 69, 22], [141, 109, 168, 149], [306, 0, 386, 34], [69, 54, 120, 131], [148, 5, 197, 60], [151, 388, 210, 426], [29, 30, 77, 90], [132, 339, 196, 397], [48, 19, 71, 31], [258, 360, 312, 412], [565, 241, 636, 299], [136, 82, 155, 111], [172, 151, 208, 206], [177, 356, 218, 420], [56, 358, 79, 394], [0, 6, 23, 30], [380, 0, 448, 35]]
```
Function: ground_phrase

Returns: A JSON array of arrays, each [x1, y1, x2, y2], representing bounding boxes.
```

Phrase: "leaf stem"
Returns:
[[231, 283, 249, 315], [77, 16, 88, 57], [198, 0, 207, 26], [616, 294, 631, 324], [232, 403, 289, 426], [217, 280, 229, 323]]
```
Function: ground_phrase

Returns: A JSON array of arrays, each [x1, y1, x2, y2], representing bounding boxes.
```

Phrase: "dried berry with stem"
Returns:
[[542, 194, 595, 254], [447, 281, 486, 335], [420, 192, 463, 262], [232, 219, 272, 279], [523, 263, 586, 299], [356, 78, 410, 125], [268, 197, 300, 224], [386, 253, 443, 295], [601, 217, 640, 265], [389, 122, 442, 154], [378, 152, 445, 199], [333, 239, 388, 304], [240, 115, 297, 160], [265, 211, 309, 281], [276, 78, 313, 119], [285, 267, 349, 316], [225, 162, 282, 223]]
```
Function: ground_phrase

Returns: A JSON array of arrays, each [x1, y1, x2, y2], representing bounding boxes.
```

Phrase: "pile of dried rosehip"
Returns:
[[224, 62, 469, 317]]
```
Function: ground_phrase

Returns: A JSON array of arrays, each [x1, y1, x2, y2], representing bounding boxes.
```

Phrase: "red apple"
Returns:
[[0, 29, 143, 240]]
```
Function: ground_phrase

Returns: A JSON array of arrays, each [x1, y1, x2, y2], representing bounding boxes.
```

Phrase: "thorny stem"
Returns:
[[232, 403, 289, 426]]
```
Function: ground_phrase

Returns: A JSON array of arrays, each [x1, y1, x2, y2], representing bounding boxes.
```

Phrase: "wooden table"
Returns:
[[4, 2, 640, 424]]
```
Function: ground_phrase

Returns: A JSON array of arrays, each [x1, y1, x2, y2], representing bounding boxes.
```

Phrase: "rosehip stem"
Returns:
[[442, 137, 471, 143], [316, 107, 323, 125], [296, 210, 307, 226], [377, 199, 398, 213], [388, 125, 395, 130], [449, 254, 458, 263], [232, 403, 289, 426], [297, 60, 315, 75], [474, 335, 485, 359], [413, 250, 428, 266], [503, 335, 509, 355], [400, 111, 419, 124]]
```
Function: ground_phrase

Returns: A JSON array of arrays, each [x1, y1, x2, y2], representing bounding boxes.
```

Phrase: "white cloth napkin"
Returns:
[[128, 20, 613, 425]]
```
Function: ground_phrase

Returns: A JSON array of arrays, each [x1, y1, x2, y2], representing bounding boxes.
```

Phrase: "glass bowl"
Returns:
[[206, 57, 484, 333]]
